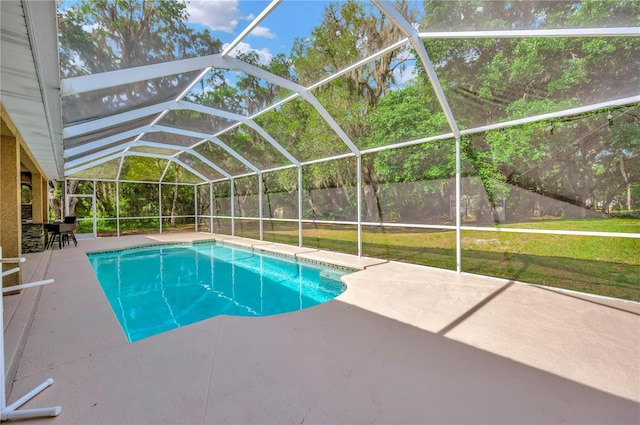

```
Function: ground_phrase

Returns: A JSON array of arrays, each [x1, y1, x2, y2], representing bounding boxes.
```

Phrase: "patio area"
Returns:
[[4, 233, 639, 424]]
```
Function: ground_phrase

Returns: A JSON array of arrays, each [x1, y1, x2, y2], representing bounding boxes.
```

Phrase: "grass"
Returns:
[[266, 219, 640, 302]]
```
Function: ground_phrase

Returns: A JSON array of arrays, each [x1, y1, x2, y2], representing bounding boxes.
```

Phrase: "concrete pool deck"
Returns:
[[4, 232, 639, 424]]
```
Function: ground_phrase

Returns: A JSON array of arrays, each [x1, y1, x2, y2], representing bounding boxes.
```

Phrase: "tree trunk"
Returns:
[[306, 190, 318, 219], [67, 180, 79, 217], [361, 161, 384, 222], [48, 181, 62, 221], [170, 185, 178, 227], [619, 157, 632, 212]]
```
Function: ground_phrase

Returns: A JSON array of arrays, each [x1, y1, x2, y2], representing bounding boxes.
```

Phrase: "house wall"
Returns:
[[1, 105, 50, 287]]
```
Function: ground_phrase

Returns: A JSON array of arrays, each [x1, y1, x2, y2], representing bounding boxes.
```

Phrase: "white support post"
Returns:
[[209, 183, 213, 234], [230, 178, 235, 237], [356, 155, 362, 257], [92, 180, 97, 238], [0, 248, 61, 420], [455, 136, 462, 273], [258, 173, 264, 241], [194, 185, 198, 232], [298, 166, 303, 248], [158, 183, 163, 235], [63, 179, 69, 218], [116, 181, 120, 237]]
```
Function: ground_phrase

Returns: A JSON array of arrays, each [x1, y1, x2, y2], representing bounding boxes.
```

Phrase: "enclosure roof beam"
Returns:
[[62, 54, 235, 96], [62, 50, 318, 97], [65, 140, 231, 179], [63, 124, 259, 174], [226, 56, 360, 156], [63, 101, 261, 173], [152, 125, 261, 172], [64, 101, 175, 138], [177, 102, 301, 166], [222, 0, 282, 57], [418, 27, 640, 39], [372, 0, 460, 138], [64, 126, 153, 158], [65, 100, 256, 139], [65, 151, 209, 182], [65, 151, 124, 176], [459, 95, 640, 137], [64, 53, 361, 158], [154, 126, 298, 171]]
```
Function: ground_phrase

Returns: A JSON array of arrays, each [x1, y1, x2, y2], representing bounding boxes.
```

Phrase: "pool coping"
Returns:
[[85, 237, 367, 274]]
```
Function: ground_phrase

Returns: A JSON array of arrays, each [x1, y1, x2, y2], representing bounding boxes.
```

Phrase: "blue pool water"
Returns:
[[88, 242, 349, 342]]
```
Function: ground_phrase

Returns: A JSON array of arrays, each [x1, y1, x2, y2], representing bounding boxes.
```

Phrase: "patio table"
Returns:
[[44, 223, 78, 250]]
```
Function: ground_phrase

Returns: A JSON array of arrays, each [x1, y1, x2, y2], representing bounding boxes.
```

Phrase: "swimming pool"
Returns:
[[88, 242, 349, 342]]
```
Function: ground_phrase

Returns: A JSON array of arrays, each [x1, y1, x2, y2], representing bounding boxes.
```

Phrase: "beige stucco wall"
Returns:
[[1, 134, 22, 287], [1, 104, 51, 287]]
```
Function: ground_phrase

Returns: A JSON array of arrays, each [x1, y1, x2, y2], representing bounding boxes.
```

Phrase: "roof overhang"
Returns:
[[0, 0, 63, 180]]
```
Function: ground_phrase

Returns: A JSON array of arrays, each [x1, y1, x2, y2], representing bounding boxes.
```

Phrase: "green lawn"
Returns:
[[278, 219, 640, 301]]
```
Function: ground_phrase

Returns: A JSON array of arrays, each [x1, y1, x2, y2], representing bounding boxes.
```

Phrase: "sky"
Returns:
[[184, 0, 416, 83], [184, 0, 332, 64]]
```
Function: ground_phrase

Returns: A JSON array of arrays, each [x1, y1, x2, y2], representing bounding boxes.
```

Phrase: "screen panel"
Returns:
[[262, 169, 298, 220], [461, 105, 640, 233], [234, 218, 260, 240], [161, 184, 195, 216], [62, 72, 201, 125], [424, 36, 640, 130], [411, 1, 640, 32], [118, 182, 159, 218], [363, 225, 456, 271], [213, 180, 231, 217], [185, 68, 293, 116], [363, 139, 457, 225], [302, 223, 357, 255], [119, 157, 167, 182], [193, 141, 251, 176], [253, 98, 352, 161], [262, 220, 299, 246], [234, 175, 260, 218], [217, 125, 291, 170], [67, 158, 121, 180], [461, 230, 639, 301], [302, 157, 357, 221]]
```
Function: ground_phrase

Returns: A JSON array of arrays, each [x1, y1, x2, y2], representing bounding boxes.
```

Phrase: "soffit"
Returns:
[[0, 0, 63, 180]]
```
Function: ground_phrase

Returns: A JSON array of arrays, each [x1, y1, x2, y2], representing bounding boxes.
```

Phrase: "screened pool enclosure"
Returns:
[[59, 0, 639, 300]]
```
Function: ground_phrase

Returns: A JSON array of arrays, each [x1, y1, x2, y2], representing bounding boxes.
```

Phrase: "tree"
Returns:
[[290, 0, 417, 220], [415, 0, 640, 220], [59, 0, 221, 77], [365, 78, 450, 221], [59, 0, 222, 125]]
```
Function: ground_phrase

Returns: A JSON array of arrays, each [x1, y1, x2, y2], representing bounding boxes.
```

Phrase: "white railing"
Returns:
[[0, 248, 61, 420]]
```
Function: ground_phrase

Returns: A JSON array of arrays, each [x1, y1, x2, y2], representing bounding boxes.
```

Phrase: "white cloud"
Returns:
[[393, 63, 416, 86], [251, 26, 276, 39], [82, 23, 100, 33], [222, 41, 273, 65], [186, 0, 247, 33]]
